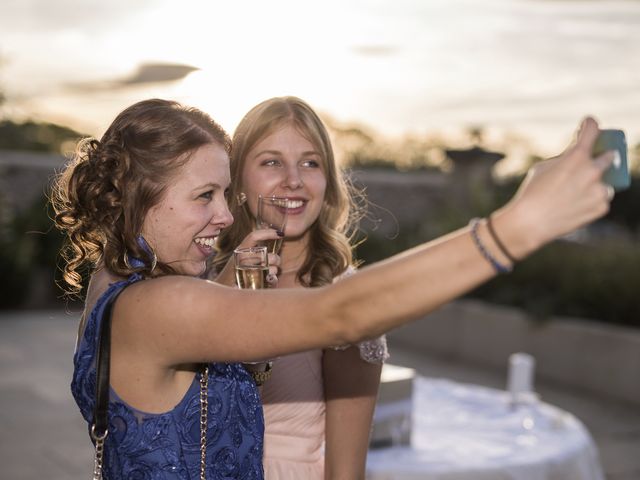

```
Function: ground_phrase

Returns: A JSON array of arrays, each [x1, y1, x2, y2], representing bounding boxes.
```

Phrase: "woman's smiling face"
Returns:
[[141, 143, 234, 277], [241, 124, 327, 241]]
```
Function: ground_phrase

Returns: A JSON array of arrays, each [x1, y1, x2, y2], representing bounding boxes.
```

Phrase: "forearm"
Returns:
[[323, 346, 382, 479], [326, 214, 523, 344]]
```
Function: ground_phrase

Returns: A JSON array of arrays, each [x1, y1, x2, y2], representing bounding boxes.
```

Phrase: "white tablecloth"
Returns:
[[367, 377, 604, 480]]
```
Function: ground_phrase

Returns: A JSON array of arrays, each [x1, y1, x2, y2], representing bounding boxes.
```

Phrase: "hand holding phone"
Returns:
[[592, 129, 631, 192]]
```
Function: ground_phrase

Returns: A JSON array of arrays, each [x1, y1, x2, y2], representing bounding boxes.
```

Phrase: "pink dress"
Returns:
[[261, 349, 326, 479], [261, 268, 388, 479], [261, 340, 388, 479]]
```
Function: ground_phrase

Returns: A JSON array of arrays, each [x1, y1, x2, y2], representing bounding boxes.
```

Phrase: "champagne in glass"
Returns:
[[233, 245, 275, 373], [235, 265, 269, 289], [257, 195, 288, 254], [234, 246, 268, 290]]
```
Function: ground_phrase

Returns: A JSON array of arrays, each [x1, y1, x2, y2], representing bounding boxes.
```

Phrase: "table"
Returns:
[[367, 377, 605, 480]]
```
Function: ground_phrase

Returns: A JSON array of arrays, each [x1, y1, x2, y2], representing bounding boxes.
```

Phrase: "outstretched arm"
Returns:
[[115, 118, 613, 366]]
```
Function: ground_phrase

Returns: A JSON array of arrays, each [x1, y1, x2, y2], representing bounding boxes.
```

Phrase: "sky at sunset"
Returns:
[[1, 0, 639, 165]]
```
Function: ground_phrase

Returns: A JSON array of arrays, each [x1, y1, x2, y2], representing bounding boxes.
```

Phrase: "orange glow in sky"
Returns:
[[1, 0, 639, 163]]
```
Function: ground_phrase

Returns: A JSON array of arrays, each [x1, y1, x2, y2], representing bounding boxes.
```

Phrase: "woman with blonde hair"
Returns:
[[53, 97, 613, 480], [214, 96, 387, 479]]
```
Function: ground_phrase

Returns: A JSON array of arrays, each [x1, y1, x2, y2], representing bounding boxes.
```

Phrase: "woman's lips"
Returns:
[[194, 236, 217, 256], [280, 198, 307, 215]]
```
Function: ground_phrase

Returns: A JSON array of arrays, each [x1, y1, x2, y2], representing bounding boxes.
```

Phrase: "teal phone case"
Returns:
[[592, 129, 630, 191]]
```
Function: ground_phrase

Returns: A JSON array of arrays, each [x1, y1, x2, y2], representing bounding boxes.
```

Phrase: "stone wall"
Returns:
[[388, 299, 640, 406]]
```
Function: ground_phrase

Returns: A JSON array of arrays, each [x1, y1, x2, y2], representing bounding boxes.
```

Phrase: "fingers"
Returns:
[[266, 269, 278, 287], [593, 150, 616, 173], [604, 184, 615, 202], [267, 252, 281, 269], [574, 116, 600, 154], [238, 228, 282, 249]]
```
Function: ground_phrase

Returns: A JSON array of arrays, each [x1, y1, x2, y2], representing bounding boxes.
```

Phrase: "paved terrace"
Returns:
[[1, 309, 638, 480]]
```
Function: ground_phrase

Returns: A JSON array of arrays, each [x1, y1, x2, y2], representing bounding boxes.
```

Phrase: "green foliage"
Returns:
[[607, 179, 640, 230], [354, 173, 640, 329], [0, 194, 64, 308], [470, 240, 640, 327], [0, 119, 84, 153], [357, 226, 640, 328]]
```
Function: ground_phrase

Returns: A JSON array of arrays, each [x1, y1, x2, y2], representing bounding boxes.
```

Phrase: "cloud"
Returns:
[[0, 0, 160, 33], [66, 62, 199, 92], [351, 45, 399, 57]]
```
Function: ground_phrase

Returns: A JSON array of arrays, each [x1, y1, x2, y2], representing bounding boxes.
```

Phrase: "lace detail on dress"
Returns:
[[328, 266, 390, 364], [357, 336, 389, 364], [71, 274, 264, 479]]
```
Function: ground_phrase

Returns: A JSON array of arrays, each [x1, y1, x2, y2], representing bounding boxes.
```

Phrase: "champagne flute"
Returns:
[[257, 195, 288, 254], [233, 245, 274, 381], [234, 246, 269, 290]]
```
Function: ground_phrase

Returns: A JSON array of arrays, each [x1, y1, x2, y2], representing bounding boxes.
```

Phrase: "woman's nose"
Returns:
[[283, 166, 303, 189], [216, 202, 234, 228]]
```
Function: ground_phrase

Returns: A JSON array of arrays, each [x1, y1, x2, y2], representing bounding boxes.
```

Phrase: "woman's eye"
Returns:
[[199, 190, 213, 200], [302, 159, 320, 168], [224, 188, 231, 201], [262, 159, 280, 167]]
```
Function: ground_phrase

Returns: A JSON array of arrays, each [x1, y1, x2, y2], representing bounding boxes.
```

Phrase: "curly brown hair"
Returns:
[[214, 96, 365, 287], [51, 98, 231, 296]]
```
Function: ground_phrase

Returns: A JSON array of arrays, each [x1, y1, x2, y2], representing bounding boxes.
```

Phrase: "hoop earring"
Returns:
[[123, 250, 133, 269], [137, 235, 158, 274], [123, 249, 157, 273], [123, 235, 158, 274], [148, 250, 157, 273]]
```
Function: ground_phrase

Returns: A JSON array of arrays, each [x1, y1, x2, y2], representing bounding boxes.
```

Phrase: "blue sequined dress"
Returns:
[[71, 274, 265, 479]]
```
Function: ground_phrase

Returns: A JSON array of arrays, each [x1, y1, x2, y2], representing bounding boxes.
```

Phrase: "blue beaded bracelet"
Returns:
[[469, 218, 512, 274]]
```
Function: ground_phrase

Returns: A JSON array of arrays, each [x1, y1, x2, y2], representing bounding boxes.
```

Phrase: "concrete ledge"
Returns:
[[387, 300, 640, 406], [371, 364, 415, 447]]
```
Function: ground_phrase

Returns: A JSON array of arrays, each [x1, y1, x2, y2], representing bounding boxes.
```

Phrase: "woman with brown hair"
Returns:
[[53, 97, 613, 480]]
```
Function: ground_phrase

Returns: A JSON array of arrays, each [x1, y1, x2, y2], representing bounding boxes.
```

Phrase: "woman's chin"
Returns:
[[174, 260, 208, 278], [282, 228, 312, 243]]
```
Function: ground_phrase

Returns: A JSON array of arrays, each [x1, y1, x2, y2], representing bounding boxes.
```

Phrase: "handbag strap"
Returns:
[[90, 286, 126, 479], [89, 285, 209, 480], [93, 288, 125, 436]]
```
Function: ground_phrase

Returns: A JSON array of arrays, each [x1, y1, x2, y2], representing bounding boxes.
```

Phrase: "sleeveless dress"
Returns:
[[71, 274, 265, 480], [261, 267, 388, 479]]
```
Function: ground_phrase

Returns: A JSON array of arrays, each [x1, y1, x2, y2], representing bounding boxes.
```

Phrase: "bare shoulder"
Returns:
[[118, 275, 231, 314], [113, 275, 234, 339], [78, 269, 127, 340]]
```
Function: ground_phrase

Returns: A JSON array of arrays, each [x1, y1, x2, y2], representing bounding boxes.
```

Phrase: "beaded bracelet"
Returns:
[[469, 218, 512, 274], [486, 215, 517, 264]]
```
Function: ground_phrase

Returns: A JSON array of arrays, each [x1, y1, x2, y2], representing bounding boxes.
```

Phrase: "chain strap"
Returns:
[[90, 425, 107, 480], [199, 365, 209, 480], [90, 364, 209, 480]]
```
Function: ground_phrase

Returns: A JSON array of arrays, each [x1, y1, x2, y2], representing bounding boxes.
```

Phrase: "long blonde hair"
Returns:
[[215, 96, 363, 286]]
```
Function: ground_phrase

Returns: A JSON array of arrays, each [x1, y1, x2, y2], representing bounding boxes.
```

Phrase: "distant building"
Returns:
[[445, 146, 504, 211], [350, 146, 504, 237]]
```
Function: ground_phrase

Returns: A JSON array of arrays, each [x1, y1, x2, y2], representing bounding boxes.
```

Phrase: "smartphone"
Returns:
[[592, 129, 631, 191]]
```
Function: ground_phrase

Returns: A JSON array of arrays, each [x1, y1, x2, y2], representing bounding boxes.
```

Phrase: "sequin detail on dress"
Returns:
[[71, 274, 265, 479], [328, 266, 389, 364]]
